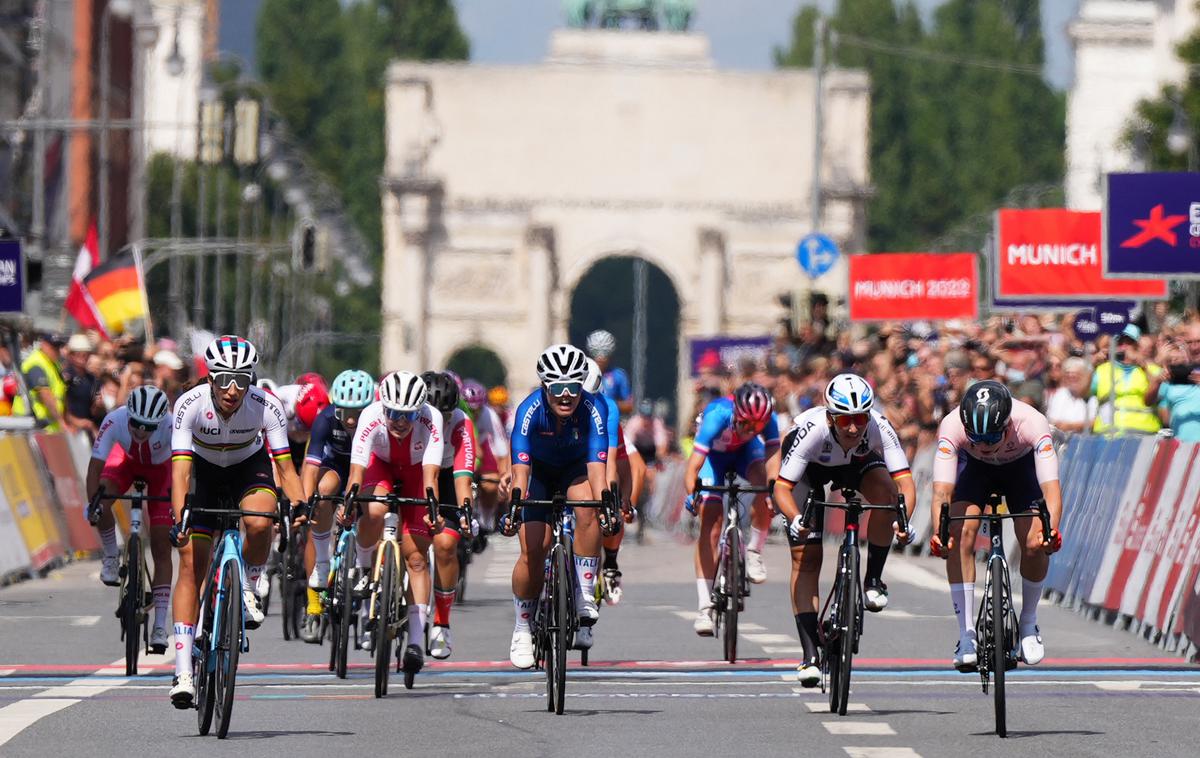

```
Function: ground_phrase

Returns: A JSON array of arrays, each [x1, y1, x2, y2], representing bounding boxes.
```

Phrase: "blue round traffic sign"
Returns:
[[796, 233, 839, 279]]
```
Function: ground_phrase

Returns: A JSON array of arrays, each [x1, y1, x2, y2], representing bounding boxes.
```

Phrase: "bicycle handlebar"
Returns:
[[692, 477, 774, 497], [504, 485, 620, 535], [936, 496, 1052, 557], [170, 495, 291, 554], [88, 481, 172, 526], [800, 488, 909, 537]]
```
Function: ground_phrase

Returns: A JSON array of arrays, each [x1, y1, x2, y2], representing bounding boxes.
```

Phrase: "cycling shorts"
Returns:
[[522, 459, 589, 524], [100, 447, 171, 527], [952, 450, 1041, 513], [191, 446, 278, 537], [696, 441, 766, 506], [318, 452, 351, 488], [361, 456, 432, 538], [480, 443, 500, 476], [785, 451, 887, 546]]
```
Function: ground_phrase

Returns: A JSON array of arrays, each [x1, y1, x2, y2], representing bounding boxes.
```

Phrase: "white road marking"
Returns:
[[823, 721, 896, 735], [844, 749, 922, 758], [807, 701, 870, 712], [69, 616, 101, 627], [0, 658, 128, 747], [1094, 681, 1142, 691], [0, 669, 15, 677], [0, 615, 106, 624], [762, 646, 806, 654], [882, 561, 949, 593], [740, 622, 767, 631], [671, 610, 696, 621], [743, 633, 795, 645], [871, 610, 952, 620]]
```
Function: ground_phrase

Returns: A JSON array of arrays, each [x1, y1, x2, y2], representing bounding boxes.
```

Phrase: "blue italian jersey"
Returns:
[[510, 389, 609, 468], [693, 397, 780, 456], [602, 367, 631, 402], [601, 394, 620, 449]]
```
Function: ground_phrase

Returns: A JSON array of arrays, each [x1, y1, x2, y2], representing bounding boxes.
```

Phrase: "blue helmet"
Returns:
[[330, 369, 375, 409]]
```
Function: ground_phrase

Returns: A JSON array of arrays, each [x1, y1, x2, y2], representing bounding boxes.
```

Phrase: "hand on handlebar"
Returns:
[[929, 532, 954, 558], [169, 522, 191, 548], [290, 500, 310, 529], [1042, 528, 1062, 554], [787, 515, 807, 541], [893, 520, 913, 546]]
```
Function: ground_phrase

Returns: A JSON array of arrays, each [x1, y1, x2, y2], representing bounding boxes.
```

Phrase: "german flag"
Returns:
[[83, 249, 148, 336]]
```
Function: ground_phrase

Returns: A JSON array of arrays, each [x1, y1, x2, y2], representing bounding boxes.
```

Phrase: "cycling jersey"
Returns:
[[350, 401, 444, 470], [602, 367, 631, 403], [932, 399, 1059, 486], [304, 404, 353, 466], [693, 397, 781, 457], [510, 389, 607, 469], [440, 408, 477, 478], [171, 385, 291, 468], [475, 404, 509, 475], [778, 407, 911, 486], [94, 406, 172, 466]]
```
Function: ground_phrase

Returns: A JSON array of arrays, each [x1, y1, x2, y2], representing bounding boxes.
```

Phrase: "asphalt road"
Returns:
[[1, 528, 1196, 758]]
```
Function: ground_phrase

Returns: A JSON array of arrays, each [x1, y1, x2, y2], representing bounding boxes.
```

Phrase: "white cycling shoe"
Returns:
[[170, 671, 195, 709], [149, 626, 169, 654], [693, 607, 715, 636], [953, 634, 978, 672], [574, 626, 594, 650], [308, 562, 330, 590], [254, 571, 271, 599], [746, 550, 767, 584], [100, 555, 120, 587], [863, 579, 889, 612], [429, 625, 452, 659], [1018, 625, 1044, 665], [243, 589, 264, 629], [510, 628, 535, 669], [577, 596, 599, 627], [796, 659, 820, 688]]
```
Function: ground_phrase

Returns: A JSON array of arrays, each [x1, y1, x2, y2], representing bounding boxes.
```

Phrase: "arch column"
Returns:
[[698, 228, 725, 335], [526, 225, 556, 351], [381, 178, 441, 372]]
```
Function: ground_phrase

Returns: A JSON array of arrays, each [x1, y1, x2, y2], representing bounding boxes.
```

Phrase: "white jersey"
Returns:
[[171, 384, 291, 467], [778, 407, 911, 485], [93, 406, 173, 465], [475, 405, 509, 459], [350, 401, 444, 469]]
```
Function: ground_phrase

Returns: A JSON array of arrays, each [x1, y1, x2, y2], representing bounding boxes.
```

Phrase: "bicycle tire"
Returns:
[[553, 545, 569, 715], [723, 528, 741, 664], [539, 586, 554, 712], [991, 558, 1007, 737], [374, 548, 397, 698], [335, 544, 354, 679], [214, 560, 242, 739], [194, 574, 216, 736], [456, 538, 468, 603], [832, 545, 856, 715], [123, 535, 142, 676]]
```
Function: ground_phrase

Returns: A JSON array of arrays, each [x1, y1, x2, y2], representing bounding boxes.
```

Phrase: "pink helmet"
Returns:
[[462, 379, 486, 412]]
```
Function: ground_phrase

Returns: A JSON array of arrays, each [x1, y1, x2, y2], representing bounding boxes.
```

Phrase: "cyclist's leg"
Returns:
[[431, 469, 462, 631], [238, 486, 278, 594], [786, 475, 823, 670], [143, 465, 174, 635], [400, 530, 432, 652], [1002, 454, 1049, 662], [355, 457, 395, 577], [305, 466, 342, 576], [738, 445, 769, 582], [693, 454, 726, 607], [857, 459, 900, 595], [564, 471, 601, 620], [171, 461, 219, 699], [944, 454, 987, 660]]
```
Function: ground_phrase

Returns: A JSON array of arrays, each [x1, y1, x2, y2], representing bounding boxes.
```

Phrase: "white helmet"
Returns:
[[583, 358, 603, 394], [824, 373, 874, 415], [585, 329, 616, 358], [536, 344, 588, 384], [256, 377, 279, 395], [126, 385, 169, 425], [204, 335, 258, 373], [378, 370, 427, 412]]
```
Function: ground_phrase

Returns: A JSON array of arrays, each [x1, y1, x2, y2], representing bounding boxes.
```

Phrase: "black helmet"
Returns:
[[959, 380, 1012, 442], [421, 371, 459, 413]]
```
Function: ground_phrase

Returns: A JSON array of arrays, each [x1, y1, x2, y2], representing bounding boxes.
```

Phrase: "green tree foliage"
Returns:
[[1132, 24, 1200, 173], [776, 0, 1064, 253]]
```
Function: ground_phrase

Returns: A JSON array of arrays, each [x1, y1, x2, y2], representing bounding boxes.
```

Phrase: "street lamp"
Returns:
[[1166, 96, 1197, 172], [98, 0, 135, 259]]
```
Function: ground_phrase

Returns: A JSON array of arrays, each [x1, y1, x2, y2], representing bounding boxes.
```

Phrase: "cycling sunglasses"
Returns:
[[334, 407, 363, 424], [384, 407, 420, 422], [967, 429, 1004, 446], [545, 381, 583, 399], [130, 419, 159, 433], [210, 371, 252, 391], [832, 412, 870, 428]]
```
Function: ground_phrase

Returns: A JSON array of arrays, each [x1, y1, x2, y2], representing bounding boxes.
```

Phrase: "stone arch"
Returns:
[[440, 342, 508, 388]]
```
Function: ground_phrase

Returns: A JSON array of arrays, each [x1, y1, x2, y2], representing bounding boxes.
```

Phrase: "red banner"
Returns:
[[995, 209, 1167, 299], [848, 252, 977, 322]]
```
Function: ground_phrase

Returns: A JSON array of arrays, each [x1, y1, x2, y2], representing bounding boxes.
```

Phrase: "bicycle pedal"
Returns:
[[118, 565, 128, 579]]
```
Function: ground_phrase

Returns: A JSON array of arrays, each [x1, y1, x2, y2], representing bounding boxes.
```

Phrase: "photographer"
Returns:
[[1145, 324, 1200, 442], [1090, 324, 1162, 435]]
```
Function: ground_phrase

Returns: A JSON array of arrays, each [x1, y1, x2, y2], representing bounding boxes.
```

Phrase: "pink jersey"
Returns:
[[441, 408, 477, 476], [933, 399, 1059, 485], [93, 406, 173, 466], [350, 401, 444, 469]]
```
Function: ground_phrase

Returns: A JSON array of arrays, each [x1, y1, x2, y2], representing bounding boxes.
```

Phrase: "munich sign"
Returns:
[[848, 252, 977, 322]]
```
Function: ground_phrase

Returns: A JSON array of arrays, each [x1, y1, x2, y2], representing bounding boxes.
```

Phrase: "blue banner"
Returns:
[[0, 239, 23, 314], [1104, 172, 1200, 278]]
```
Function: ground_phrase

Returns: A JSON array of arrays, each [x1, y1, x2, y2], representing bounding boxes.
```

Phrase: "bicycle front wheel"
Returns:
[[374, 547, 397, 698], [552, 546, 569, 715], [214, 560, 242, 739], [991, 558, 1008, 737], [830, 545, 857, 715], [723, 528, 742, 664], [334, 545, 354, 678], [195, 576, 216, 736], [123, 535, 143, 676]]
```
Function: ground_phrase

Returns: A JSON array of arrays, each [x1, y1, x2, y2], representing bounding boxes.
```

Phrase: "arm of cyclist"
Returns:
[[875, 412, 915, 541], [169, 395, 196, 541], [621, 447, 645, 520], [420, 406, 446, 531], [928, 481, 956, 555], [1030, 423, 1063, 553]]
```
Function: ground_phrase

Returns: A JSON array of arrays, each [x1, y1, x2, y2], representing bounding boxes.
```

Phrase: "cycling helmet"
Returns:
[[733, 382, 773, 424], [421, 371, 460, 413], [583, 358, 603, 394], [824, 373, 874, 415], [204, 335, 258, 373], [330, 369, 375, 409], [536, 344, 589, 384], [296, 371, 326, 389], [443, 369, 464, 392], [126, 385, 169, 425], [585, 329, 617, 358], [488, 385, 509, 407], [295, 381, 331, 429], [256, 377, 279, 396], [462, 379, 486, 412], [378, 370, 427, 412], [959, 380, 1012, 440]]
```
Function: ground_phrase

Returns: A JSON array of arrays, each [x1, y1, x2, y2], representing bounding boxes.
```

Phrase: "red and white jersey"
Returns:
[[93, 407, 172, 466], [350, 401, 444, 469], [474, 405, 509, 460], [171, 384, 291, 467], [440, 408, 477, 476], [933, 399, 1059, 485]]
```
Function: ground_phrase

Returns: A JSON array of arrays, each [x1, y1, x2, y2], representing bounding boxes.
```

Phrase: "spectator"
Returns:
[[1090, 324, 1161, 435], [63, 334, 99, 438], [1146, 323, 1200, 442], [11, 332, 68, 431], [152, 349, 185, 401], [1045, 356, 1094, 433]]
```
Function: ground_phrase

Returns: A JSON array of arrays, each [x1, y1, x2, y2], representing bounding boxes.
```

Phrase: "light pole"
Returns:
[[1166, 95, 1197, 172], [98, 0, 135, 259]]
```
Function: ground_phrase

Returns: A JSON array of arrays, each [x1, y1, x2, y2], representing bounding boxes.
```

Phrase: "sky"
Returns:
[[221, 0, 1082, 90]]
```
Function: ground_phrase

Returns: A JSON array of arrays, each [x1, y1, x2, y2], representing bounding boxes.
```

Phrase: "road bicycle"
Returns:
[[938, 493, 1052, 738], [694, 472, 773, 664], [505, 485, 619, 714], [89, 481, 173, 676], [171, 495, 290, 739], [799, 487, 908, 715], [280, 515, 309, 641], [314, 493, 359, 679]]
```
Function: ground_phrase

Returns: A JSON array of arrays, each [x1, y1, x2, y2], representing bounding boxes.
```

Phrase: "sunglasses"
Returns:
[[210, 371, 252, 391], [384, 408, 420, 422], [967, 429, 1004, 445], [546, 381, 582, 399], [334, 407, 363, 424], [832, 412, 870, 428], [130, 419, 159, 433]]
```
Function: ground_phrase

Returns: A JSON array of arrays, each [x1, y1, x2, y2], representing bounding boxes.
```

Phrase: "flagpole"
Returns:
[[132, 242, 155, 345]]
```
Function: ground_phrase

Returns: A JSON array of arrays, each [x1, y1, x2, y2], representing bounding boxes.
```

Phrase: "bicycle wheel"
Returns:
[[374, 547, 397, 698], [831, 546, 856, 715], [552, 546, 569, 715], [123, 535, 142, 676], [214, 560, 242, 739], [990, 558, 1008, 737], [723, 528, 742, 664], [456, 538, 468, 603], [538, 589, 554, 712]]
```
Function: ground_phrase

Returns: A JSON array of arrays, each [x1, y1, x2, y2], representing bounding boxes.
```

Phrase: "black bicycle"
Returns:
[[504, 485, 619, 715], [800, 488, 908, 715], [694, 472, 773, 664], [938, 494, 1052, 738], [89, 481, 173, 676], [280, 516, 309, 641], [315, 493, 359, 679]]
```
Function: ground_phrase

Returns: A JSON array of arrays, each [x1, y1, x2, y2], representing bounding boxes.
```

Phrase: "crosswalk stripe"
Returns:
[[843, 749, 922, 757], [806, 701, 871, 712], [823, 721, 896, 735]]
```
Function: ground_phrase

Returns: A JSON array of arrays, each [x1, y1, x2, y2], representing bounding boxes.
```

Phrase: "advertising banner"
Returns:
[[33, 433, 100, 553], [689, 336, 772, 376], [0, 471, 32, 579], [0, 239, 23, 313], [0, 436, 65, 569], [847, 252, 977, 322], [1105, 172, 1200, 278], [996, 209, 1167, 299]]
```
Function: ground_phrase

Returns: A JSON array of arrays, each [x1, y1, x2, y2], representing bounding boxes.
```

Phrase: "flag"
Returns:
[[82, 248, 147, 337], [63, 222, 107, 337]]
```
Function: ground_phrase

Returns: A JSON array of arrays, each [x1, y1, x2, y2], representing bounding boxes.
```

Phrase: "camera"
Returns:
[[1167, 363, 1200, 384]]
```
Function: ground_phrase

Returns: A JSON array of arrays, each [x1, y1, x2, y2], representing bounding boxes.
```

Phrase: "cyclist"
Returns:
[[772, 373, 916, 687], [86, 385, 174, 653], [421, 371, 476, 660], [928, 380, 1063, 671], [168, 336, 306, 708], [586, 329, 633, 415], [274, 373, 329, 472], [467, 381, 510, 539], [297, 369, 375, 643], [683, 382, 776, 635], [500, 344, 608, 668], [344, 370, 444, 676]]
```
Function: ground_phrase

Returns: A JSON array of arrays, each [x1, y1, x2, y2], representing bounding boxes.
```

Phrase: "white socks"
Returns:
[[173, 622, 194, 676], [355, 542, 375, 569], [1020, 577, 1044, 632], [311, 529, 331, 563], [697, 577, 712, 610], [244, 564, 265, 594], [513, 597, 536, 631], [749, 526, 767, 553], [575, 555, 598, 604], [407, 603, 428, 647], [153, 585, 170, 630], [950, 583, 975, 640], [99, 526, 118, 558]]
